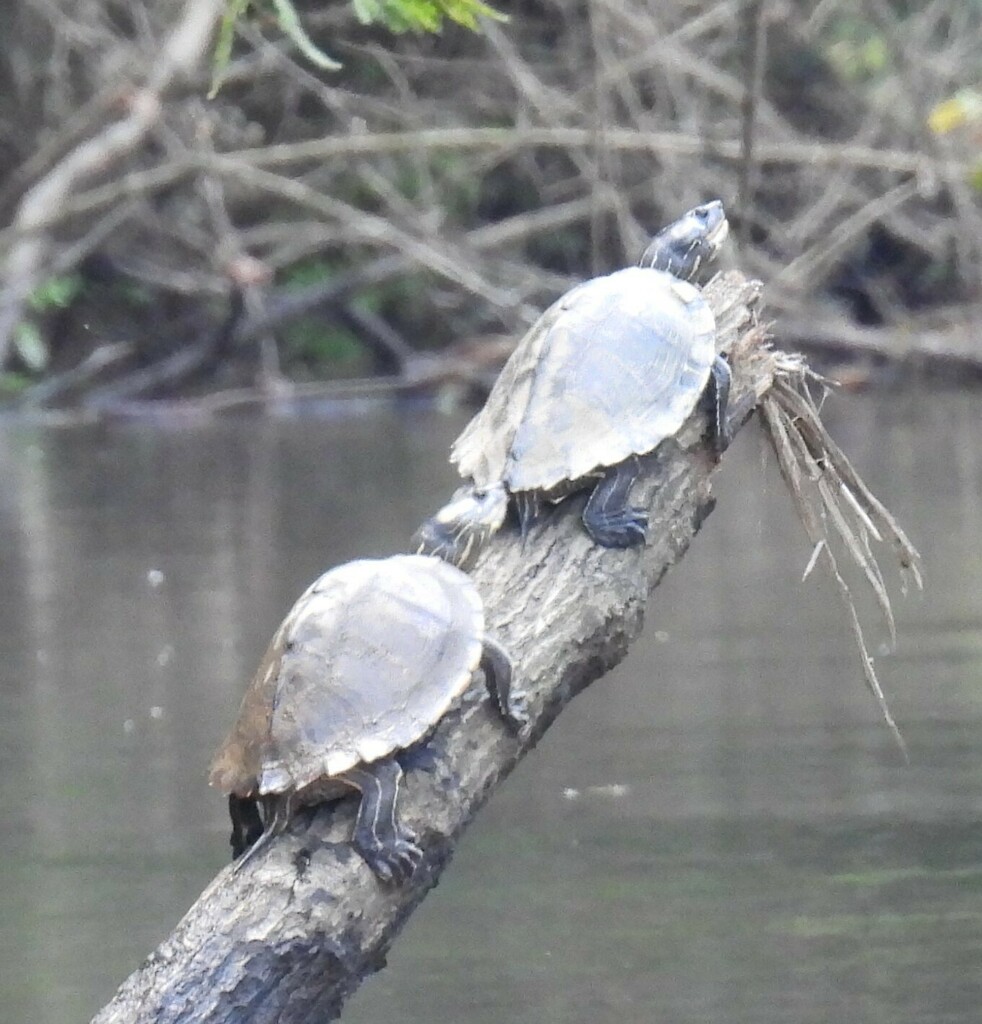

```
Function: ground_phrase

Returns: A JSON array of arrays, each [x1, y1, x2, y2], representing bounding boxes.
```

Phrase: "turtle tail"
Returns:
[[412, 483, 508, 570]]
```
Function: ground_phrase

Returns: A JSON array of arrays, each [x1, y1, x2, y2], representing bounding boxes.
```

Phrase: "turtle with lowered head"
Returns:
[[414, 201, 732, 568], [210, 554, 527, 883]]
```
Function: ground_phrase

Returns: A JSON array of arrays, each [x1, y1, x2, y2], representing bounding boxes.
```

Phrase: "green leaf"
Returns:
[[354, 0, 506, 32], [440, 0, 508, 29], [13, 322, 49, 372], [209, 0, 253, 98], [270, 0, 343, 70], [28, 274, 83, 312], [210, 0, 505, 85], [353, 0, 384, 25]]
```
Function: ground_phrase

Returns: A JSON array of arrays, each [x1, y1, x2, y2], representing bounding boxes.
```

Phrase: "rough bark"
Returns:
[[91, 270, 772, 1024]]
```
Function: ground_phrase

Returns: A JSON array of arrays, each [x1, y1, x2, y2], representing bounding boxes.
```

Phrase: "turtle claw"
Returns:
[[396, 819, 419, 845], [393, 838, 425, 881], [502, 688, 530, 733], [358, 836, 424, 884], [584, 507, 649, 548]]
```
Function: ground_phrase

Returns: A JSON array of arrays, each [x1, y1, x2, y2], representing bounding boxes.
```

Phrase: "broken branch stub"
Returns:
[[91, 271, 774, 1024]]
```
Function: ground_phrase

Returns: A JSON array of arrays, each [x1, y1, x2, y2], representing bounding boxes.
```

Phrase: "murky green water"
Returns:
[[1, 390, 981, 1023]]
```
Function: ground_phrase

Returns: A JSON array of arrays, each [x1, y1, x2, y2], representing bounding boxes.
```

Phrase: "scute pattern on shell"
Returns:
[[452, 267, 716, 493], [211, 555, 485, 798]]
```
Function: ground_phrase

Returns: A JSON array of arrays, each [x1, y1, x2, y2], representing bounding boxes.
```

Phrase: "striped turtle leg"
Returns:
[[707, 354, 732, 455], [338, 759, 423, 884], [480, 634, 529, 731], [581, 455, 648, 548]]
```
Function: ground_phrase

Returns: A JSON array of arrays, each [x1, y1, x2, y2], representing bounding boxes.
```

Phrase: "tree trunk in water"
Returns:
[[91, 270, 772, 1024]]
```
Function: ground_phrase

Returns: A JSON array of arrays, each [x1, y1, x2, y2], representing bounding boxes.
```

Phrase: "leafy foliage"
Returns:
[[27, 274, 84, 313], [352, 0, 506, 32], [211, 0, 504, 95], [12, 274, 85, 374]]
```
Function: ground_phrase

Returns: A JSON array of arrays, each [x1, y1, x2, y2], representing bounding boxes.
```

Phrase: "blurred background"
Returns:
[[1, 2, 981, 1022], [0, 0, 980, 404]]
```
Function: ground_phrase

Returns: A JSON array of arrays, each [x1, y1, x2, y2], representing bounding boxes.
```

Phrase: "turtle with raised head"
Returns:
[[209, 554, 526, 883], [414, 201, 732, 567]]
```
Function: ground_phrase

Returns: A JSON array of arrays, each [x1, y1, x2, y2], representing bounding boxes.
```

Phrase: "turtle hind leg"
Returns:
[[338, 759, 422, 884], [582, 457, 648, 548], [706, 354, 732, 455], [480, 634, 529, 732], [230, 793, 293, 873], [228, 794, 264, 859]]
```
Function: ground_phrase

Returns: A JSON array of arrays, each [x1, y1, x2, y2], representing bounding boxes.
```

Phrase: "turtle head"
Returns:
[[412, 483, 508, 570], [639, 200, 728, 281]]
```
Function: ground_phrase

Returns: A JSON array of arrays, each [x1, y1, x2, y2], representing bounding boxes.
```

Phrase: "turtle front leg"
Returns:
[[338, 759, 423, 884], [480, 634, 529, 731], [582, 456, 648, 548], [707, 354, 732, 455]]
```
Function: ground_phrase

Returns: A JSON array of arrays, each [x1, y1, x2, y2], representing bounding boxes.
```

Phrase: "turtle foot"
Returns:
[[356, 834, 424, 885], [341, 759, 423, 884], [582, 459, 646, 548], [503, 692, 532, 733], [502, 688, 531, 732], [480, 634, 529, 733], [583, 507, 649, 548]]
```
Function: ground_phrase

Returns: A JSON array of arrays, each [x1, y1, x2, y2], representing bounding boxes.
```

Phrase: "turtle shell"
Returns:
[[451, 266, 716, 494], [209, 554, 484, 798]]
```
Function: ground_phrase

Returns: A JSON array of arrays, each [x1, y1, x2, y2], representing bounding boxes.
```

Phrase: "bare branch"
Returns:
[[0, 0, 223, 367]]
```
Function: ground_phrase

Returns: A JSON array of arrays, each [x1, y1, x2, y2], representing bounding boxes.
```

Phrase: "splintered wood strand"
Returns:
[[769, 377, 923, 587], [759, 392, 907, 759], [815, 474, 897, 647], [764, 394, 885, 618], [841, 483, 884, 543]]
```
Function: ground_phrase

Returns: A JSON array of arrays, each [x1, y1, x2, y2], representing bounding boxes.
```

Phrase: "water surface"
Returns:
[[0, 390, 980, 1024]]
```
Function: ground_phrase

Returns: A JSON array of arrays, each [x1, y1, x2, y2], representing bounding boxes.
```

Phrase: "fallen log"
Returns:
[[89, 271, 780, 1024]]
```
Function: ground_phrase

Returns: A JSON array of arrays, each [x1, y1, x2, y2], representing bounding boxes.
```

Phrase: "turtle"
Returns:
[[209, 553, 526, 883], [413, 201, 732, 568]]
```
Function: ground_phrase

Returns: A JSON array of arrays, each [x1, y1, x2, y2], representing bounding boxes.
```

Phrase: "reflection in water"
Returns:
[[0, 391, 981, 1024]]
